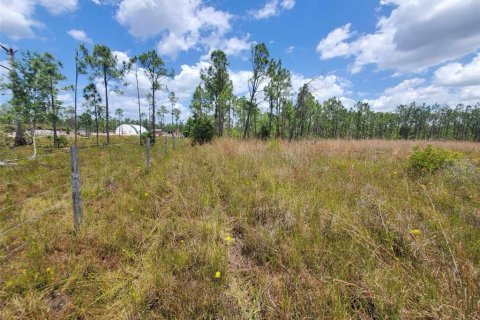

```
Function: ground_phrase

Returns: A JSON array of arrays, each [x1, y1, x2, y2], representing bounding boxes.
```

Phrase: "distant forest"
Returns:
[[1, 43, 479, 146]]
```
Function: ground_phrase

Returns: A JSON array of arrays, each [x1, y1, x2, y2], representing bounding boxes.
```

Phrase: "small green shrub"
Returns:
[[57, 135, 68, 148], [183, 118, 194, 138], [409, 145, 461, 174], [258, 122, 270, 140], [190, 115, 214, 145], [141, 131, 154, 144]]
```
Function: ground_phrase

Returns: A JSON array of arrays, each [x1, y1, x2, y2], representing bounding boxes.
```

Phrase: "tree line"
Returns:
[[0, 44, 180, 148], [186, 44, 480, 142], [1, 43, 479, 150]]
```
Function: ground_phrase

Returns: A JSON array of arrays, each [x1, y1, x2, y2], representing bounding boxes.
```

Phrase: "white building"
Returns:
[[114, 124, 147, 136]]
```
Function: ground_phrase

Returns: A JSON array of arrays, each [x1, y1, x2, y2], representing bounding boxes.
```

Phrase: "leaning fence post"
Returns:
[[146, 137, 151, 170], [70, 146, 83, 230]]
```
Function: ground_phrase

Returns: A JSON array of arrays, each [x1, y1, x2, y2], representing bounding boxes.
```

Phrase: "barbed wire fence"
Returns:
[[0, 136, 183, 261]]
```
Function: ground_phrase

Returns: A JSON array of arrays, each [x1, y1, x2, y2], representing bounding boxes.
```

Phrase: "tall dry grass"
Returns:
[[1, 138, 479, 318]]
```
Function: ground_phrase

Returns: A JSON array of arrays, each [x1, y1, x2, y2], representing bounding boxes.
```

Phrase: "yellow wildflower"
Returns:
[[215, 271, 221, 279], [129, 208, 134, 212], [224, 234, 234, 244], [409, 229, 421, 236], [144, 192, 149, 197]]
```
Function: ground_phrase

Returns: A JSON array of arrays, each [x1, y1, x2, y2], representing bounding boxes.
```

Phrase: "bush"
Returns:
[[258, 122, 270, 140], [409, 145, 461, 174], [140, 131, 154, 144], [57, 135, 68, 148], [183, 118, 194, 138], [190, 115, 214, 145]]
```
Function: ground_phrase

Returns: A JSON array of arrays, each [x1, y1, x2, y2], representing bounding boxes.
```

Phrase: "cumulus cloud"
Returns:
[[316, 0, 480, 73], [293, 74, 356, 108], [38, 0, 77, 15], [364, 77, 480, 111], [67, 29, 93, 44], [0, 0, 77, 39], [433, 53, 480, 87], [250, 0, 296, 20], [115, 0, 234, 58], [316, 24, 353, 60], [201, 35, 252, 61]]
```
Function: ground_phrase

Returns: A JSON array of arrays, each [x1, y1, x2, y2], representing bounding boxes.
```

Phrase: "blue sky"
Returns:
[[1, 0, 480, 121]]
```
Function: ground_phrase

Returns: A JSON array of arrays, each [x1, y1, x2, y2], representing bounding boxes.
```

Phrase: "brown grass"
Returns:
[[1, 138, 479, 318]]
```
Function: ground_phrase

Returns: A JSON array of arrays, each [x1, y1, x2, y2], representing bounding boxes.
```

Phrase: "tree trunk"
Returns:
[[243, 105, 251, 138], [74, 51, 78, 147], [95, 106, 99, 146], [135, 70, 142, 145], [103, 69, 109, 144], [268, 98, 273, 137], [14, 120, 26, 146], [228, 103, 231, 136], [30, 127, 37, 159], [152, 89, 156, 144], [51, 78, 58, 148], [171, 104, 175, 148]]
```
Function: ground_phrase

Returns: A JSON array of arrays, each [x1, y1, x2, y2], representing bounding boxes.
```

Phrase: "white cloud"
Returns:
[[0, 0, 77, 39], [291, 73, 353, 106], [112, 51, 130, 65], [200, 34, 252, 61], [67, 29, 93, 44], [286, 46, 295, 54], [0, 0, 42, 39], [58, 92, 74, 108], [115, 0, 233, 58], [433, 53, 480, 87], [317, 0, 480, 73], [250, 0, 296, 20], [364, 77, 480, 111], [281, 0, 295, 10], [230, 70, 252, 97], [38, 0, 77, 15], [316, 24, 353, 60]]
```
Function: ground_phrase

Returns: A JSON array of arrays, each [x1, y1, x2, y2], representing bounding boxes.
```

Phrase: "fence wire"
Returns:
[[0, 141, 155, 245]]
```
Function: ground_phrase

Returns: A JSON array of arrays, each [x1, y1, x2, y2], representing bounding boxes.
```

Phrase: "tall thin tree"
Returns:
[[86, 45, 125, 144], [136, 50, 172, 144]]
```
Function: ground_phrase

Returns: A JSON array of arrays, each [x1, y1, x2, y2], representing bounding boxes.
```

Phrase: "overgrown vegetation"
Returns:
[[188, 115, 215, 145], [409, 145, 462, 174], [1, 139, 479, 318]]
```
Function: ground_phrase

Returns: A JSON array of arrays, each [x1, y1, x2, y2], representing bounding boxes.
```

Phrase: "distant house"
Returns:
[[153, 129, 164, 137], [115, 124, 147, 136]]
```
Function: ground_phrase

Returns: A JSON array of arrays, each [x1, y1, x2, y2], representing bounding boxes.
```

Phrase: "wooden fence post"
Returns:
[[164, 136, 167, 156], [146, 137, 151, 170], [70, 146, 83, 230]]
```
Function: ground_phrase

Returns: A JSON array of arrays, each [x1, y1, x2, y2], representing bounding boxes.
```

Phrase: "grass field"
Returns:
[[1, 138, 479, 319]]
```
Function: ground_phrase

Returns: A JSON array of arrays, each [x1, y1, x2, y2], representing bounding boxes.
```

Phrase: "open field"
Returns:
[[1, 139, 480, 319]]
